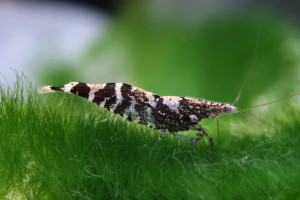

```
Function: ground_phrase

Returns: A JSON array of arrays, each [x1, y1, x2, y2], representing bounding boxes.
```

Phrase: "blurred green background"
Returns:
[[37, 1, 300, 136], [2, 0, 300, 199], [37, 2, 300, 110]]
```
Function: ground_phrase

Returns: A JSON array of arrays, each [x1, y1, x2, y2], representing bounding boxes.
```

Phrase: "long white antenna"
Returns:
[[216, 118, 220, 146], [239, 93, 300, 112], [232, 33, 260, 106], [238, 110, 266, 134]]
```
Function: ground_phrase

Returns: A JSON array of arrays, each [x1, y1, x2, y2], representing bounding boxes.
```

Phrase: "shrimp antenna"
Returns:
[[216, 118, 220, 146], [238, 110, 266, 134], [232, 33, 260, 106], [239, 93, 300, 112]]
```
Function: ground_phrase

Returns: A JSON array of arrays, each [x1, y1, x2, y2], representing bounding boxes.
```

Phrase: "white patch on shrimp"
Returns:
[[88, 93, 95, 102], [163, 96, 181, 114], [189, 115, 198, 123], [111, 83, 123, 112]]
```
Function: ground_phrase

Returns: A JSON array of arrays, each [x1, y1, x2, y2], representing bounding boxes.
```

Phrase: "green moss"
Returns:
[[0, 74, 299, 199]]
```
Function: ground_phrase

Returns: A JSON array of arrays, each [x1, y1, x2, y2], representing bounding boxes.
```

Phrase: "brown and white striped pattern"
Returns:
[[39, 82, 238, 133]]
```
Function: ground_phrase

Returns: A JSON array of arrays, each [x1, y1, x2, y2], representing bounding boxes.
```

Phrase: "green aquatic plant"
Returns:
[[0, 73, 299, 199]]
